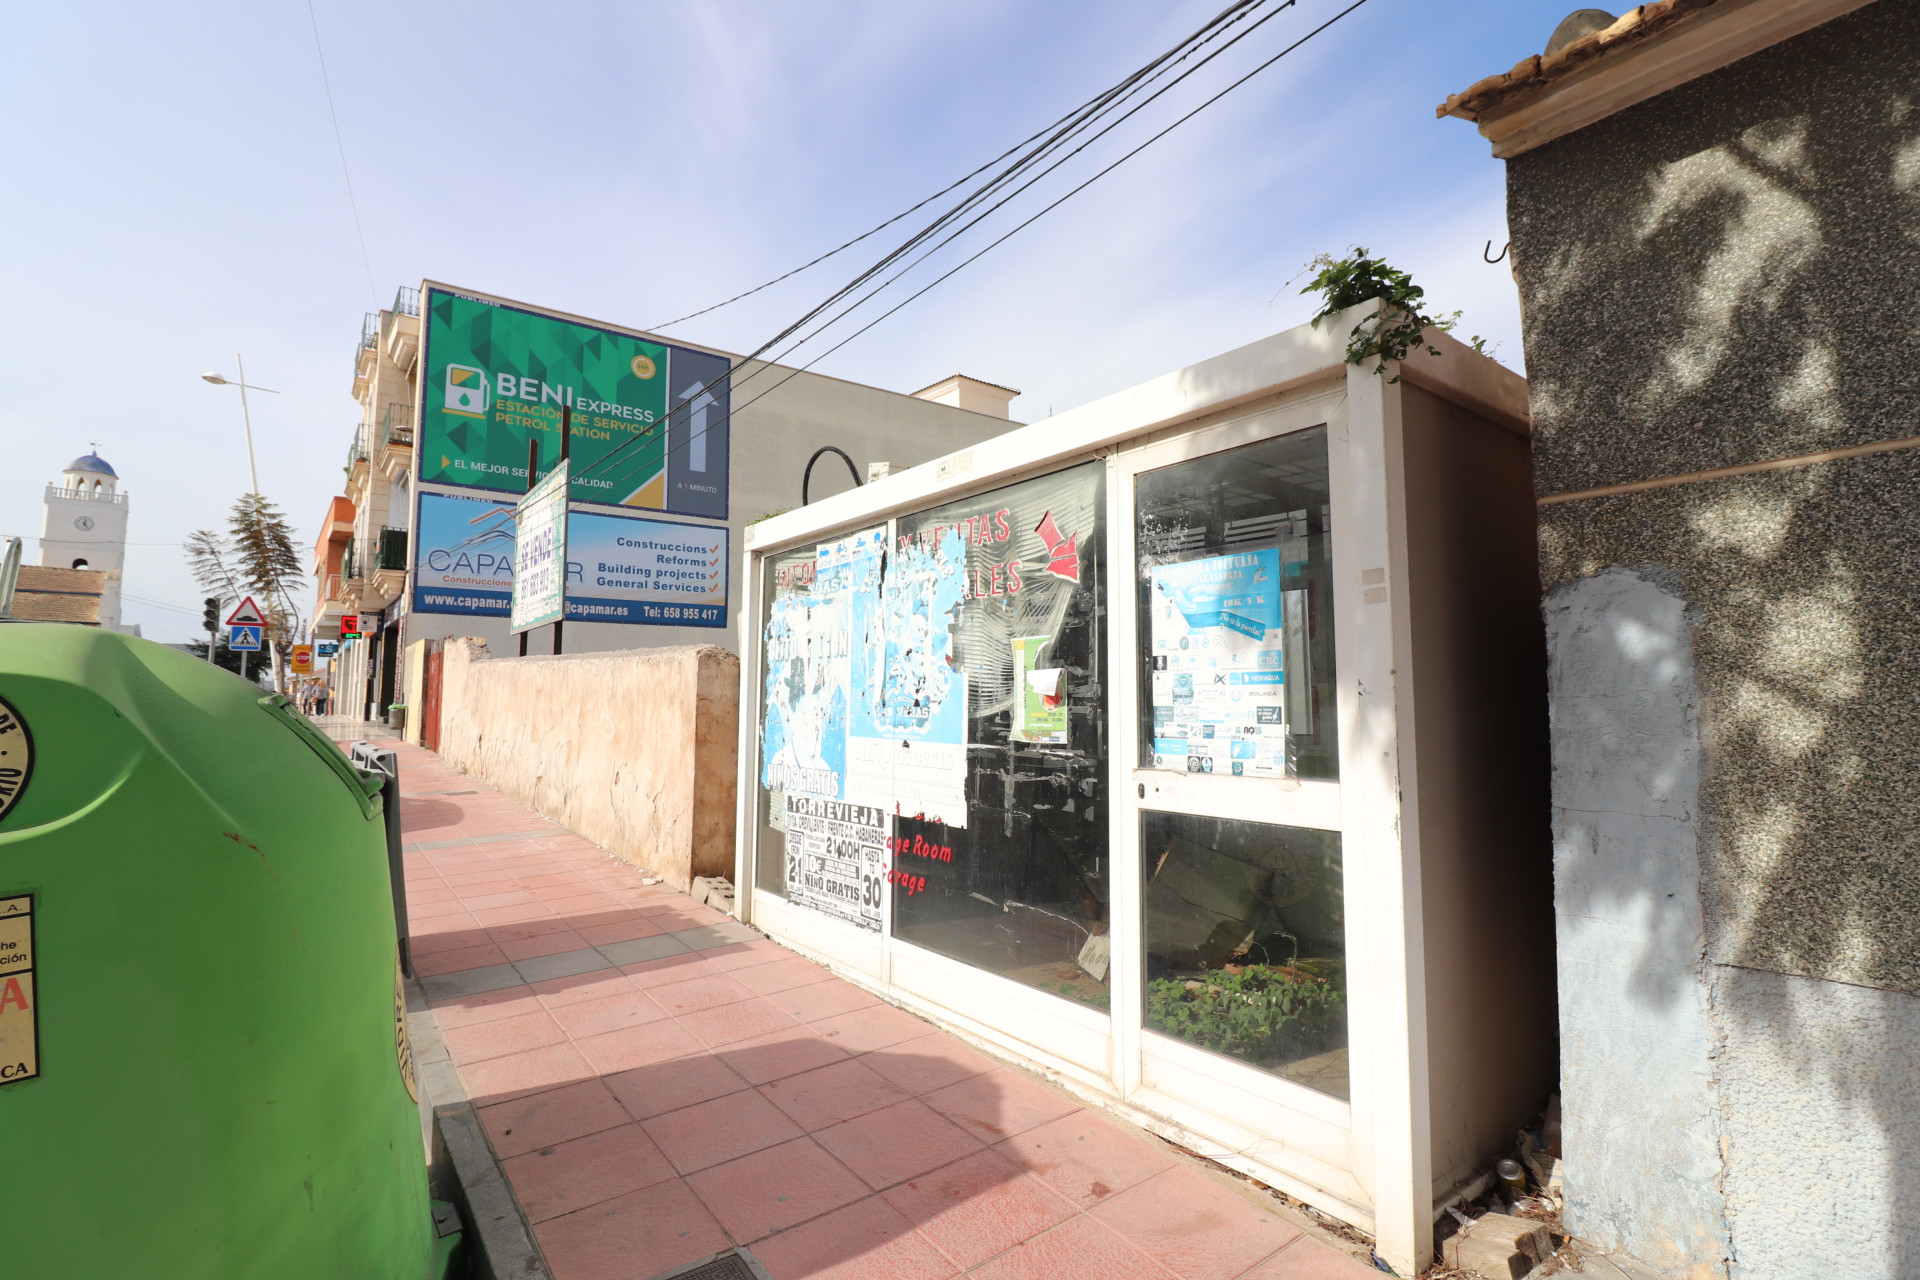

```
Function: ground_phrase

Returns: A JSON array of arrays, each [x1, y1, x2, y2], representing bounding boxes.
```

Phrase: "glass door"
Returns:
[[1111, 403, 1356, 1146]]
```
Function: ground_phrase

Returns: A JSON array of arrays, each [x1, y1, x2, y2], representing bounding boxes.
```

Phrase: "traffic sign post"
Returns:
[[290, 645, 313, 674]]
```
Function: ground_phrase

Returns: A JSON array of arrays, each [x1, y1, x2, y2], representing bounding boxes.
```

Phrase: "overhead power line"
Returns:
[[305, 0, 379, 308], [569, 0, 1366, 495], [648, 0, 1271, 333]]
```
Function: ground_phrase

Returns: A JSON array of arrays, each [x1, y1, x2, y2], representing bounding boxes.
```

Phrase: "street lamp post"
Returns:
[[201, 358, 278, 495], [203, 358, 283, 691]]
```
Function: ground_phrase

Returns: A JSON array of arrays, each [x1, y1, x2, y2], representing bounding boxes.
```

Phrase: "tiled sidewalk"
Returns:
[[380, 738, 1378, 1280]]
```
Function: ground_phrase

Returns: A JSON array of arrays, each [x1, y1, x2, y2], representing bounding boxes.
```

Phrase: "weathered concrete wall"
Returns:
[[436, 639, 739, 892], [1506, 3, 1920, 1274], [1544, 571, 1727, 1274]]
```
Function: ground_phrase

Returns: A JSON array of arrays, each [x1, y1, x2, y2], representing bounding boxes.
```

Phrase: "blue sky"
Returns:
[[0, 0, 1562, 644]]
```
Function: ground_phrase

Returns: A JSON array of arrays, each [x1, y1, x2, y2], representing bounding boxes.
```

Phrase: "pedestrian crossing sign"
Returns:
[[228, 625, 263, 651]]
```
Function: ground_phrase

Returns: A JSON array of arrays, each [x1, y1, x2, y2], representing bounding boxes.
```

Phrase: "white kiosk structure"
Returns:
[[735, 305, 1550, 1274]]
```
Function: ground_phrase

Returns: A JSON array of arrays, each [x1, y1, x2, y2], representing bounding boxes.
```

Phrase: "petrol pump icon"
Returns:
[[444, 364, 490, 417]]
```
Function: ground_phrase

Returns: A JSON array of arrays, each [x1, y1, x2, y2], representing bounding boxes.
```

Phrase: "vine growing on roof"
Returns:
[[1299, 248, 1493, 382]]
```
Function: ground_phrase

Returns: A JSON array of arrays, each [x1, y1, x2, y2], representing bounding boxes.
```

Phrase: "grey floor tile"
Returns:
[[673, 922, 761, 951], [420, 963, 525, 1002], [595, 933, 693, 966], [510, 945, 614, 984]]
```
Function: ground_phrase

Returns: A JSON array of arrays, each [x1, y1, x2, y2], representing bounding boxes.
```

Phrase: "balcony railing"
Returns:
[[355, 311, 380, 369], [341, 538, 359, 581], [376, 527, 408, 572], [381, 403, 415, 449], [392, 285, 420, 318], [345, 433, 368, 475], [45, 484, 128, 507]]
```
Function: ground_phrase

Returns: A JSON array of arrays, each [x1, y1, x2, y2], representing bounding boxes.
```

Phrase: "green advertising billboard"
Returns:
[[419, 285, 731, 518]]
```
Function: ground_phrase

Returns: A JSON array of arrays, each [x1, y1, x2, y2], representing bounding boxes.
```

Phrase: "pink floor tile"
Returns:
[[502, 1122, 678, 1222], [547, 989, 671, 1040], [880, 1148, 1076, 1271], [412, 941, 510, 976], [533, 970, 637, 1008], [731, 957, 837, 997], [472, 903, 556, 928], [485, 916, 576, 942], [759, 1057, 910, 1132], [714, 1026, 850, 1086], [642, 1088, 805, 1174], [813, 1097, 983, 1190], [463, 890, 539, 911], [606, 1053, 751, 1121], [480, 1078, 631, 1159], [684, 1137, 869, 1242], [440, 1009, 569, 1065], [995, 1110, 1179, 1208], [622, 953, 721, 984], [573, 1018, 706, 1075], [461, 1041, 595, 1106], [678, 997, 805, 1049], [698, 939, 792, 972], [860, 1033, 997, 1096], [648, 972, 755, 1016], [410, 926, 490, 956], [1089, 1167, 1302, 1279], [576, 915, 665, 946], [749, 1195, 959, 1280], [768, 978, 881, 1024], [1232, 1238, 1381, 1279], [497, 930, 593, 962], [810, 1002, 931, 1054], [965, 1214, 1177, 1280], [921, 1070, 1082, 1144], [428, 985, 544, 1031], [534, 1177, 731, 1280]]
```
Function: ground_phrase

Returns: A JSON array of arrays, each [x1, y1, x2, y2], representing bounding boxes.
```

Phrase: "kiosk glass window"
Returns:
[[754, 535, 880, 901], [1142, 813, 1349, 1098], [1135, 427, 1338, 781], [888, 463, 1111, 1011]]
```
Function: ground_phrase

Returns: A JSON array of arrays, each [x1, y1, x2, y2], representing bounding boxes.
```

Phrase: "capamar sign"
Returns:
[[418, 283, 730, 520]]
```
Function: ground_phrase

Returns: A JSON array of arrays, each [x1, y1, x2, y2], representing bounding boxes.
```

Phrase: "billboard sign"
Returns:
[[511, 461, 569, 633], [568, 510, 725, 628], [413, 489, 726, 629], [420, 285, 730, 519]]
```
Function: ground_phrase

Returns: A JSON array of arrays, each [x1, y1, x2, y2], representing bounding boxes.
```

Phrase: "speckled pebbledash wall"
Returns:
[[1502, 1, 1920, 1274]]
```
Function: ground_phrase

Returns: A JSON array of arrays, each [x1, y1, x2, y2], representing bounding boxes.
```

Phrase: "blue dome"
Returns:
[[65, 452, 116, 478]]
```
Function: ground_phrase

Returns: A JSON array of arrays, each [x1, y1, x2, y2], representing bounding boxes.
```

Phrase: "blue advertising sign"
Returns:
[[411, 489, 726, 628], [412, 490, 518, 616], [567, 510, 726, 628]]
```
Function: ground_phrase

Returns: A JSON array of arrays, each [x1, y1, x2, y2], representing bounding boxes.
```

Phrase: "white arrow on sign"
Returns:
[[679, 383, 716, 474], [225, 595, 267, 627]]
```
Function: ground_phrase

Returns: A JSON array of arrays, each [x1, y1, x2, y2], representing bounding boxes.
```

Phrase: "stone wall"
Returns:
[[1506, 2, 1920, 1274], [436, 639, 739, 892]]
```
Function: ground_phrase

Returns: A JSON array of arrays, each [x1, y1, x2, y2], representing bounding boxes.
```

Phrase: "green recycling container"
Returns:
[[0, 624, 450, 1278]]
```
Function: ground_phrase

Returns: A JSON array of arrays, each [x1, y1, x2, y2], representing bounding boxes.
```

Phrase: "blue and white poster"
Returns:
[[412, 490, 517, 616], [845, 526, 970, 827], [1148, 549, 1288, 777], [412, 489, 727, 627], [567, 511, 726, 628]]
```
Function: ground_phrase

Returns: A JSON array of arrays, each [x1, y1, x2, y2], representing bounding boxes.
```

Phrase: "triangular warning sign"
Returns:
[[225, 595, 267, 627]]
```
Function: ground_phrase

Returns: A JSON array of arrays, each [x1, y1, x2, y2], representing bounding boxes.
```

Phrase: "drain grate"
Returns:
[[643, 1248, 771, 1280]]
